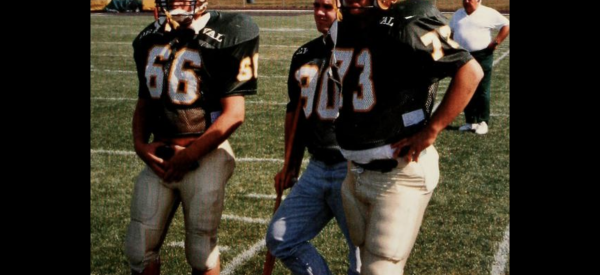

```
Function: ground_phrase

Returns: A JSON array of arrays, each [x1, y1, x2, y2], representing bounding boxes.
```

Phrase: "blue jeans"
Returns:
[[266, 159, 360, 275]]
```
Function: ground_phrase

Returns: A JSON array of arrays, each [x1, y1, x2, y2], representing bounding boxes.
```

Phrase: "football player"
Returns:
[[330, 0, 483, 274], [264, 0, 360, 274], [124, 1, 259, 274]]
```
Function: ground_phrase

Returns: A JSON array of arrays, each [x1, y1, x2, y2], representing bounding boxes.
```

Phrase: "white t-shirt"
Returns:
[[449, 5, 509, 52]]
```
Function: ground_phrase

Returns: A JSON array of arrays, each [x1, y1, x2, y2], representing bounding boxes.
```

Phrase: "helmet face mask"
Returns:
[[155, 0, 208, 26]]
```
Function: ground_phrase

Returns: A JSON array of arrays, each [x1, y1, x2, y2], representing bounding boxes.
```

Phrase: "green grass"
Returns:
[[91, 12, 509, 275], [120, 0, 510, 13]]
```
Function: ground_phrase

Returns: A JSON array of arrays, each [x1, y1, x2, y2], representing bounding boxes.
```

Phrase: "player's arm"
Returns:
[[284, 106, 306, 180], [163, 95, 245, 182], [132, 98, 167, 177], [274, 54, 309, 192], [274, 105, 306, 193], [489, 24, 509, 51], [392, 59, 483, 162], [131, 40, 170, 177]]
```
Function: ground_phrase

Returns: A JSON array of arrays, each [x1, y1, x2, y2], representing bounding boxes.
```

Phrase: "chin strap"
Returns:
[[155, 1, 210, 32], [162, 8, 181, 32]]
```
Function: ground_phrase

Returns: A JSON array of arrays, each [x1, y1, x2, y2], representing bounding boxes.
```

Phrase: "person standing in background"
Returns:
[[450, 0, 509, 135]]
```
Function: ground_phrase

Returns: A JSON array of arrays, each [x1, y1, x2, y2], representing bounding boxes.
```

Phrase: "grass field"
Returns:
[[93, 0, 510, 13], [91, 11, 510, 275]]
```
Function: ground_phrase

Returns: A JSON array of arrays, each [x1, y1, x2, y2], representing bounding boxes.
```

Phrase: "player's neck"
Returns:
[[189, 12, 211, 34]]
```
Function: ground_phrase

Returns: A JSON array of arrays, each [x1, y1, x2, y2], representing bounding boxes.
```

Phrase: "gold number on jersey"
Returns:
[[294, 64, 319, 117], [420, 25, 460, 61], [294, 63, 342, 120], [145, 45, 201, 105], [237, 53, 259, 81], [354, 49, 376, 112], [333, 48, 376, 112], [315, 66, 341, 120], [146, 46, 172, 98], [169, 49, 202, 105], [438, 25, 460, 48]]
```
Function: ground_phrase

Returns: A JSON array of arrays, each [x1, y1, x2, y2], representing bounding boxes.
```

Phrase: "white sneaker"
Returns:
[[459, 123, 478, 131], [475, 121, 488, 135]]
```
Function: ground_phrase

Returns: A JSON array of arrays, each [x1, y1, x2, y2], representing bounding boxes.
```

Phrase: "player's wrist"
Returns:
[[133, 141, 148, 153]]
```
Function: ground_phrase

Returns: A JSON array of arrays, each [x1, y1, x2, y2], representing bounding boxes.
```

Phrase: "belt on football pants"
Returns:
[[352, 159, 399, 173]]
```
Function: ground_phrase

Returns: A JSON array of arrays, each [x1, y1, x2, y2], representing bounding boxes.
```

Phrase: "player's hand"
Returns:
[[274, 169, 297, 195], [134, 141, 167, 178], [391, 126, 438, 163], [163, 145, 197, 183], [487, 41, 499, 51]]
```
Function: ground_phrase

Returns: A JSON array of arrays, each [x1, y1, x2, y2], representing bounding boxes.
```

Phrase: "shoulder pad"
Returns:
[[206, 11, 259, 48], [133, 21, 164, 47], [293, 37, 323, 57]]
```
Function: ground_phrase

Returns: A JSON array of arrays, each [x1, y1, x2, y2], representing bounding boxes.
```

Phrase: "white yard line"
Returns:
[[91, 149, 312, 165], [91, 68, 285, 78], [166, 241, 230, 252], [244, 193, 286, 200], [91, 54, 131, 57], [90, 97, 287, 105], [490, 224, 510, 275], [221, 239, 266, 275], [90, 97, 507, 116], [493, 50, 510, 67], [91, 68, 136, 74], [91, 97, 136, 101], [222, 214, 269, 225], [91, 149, 285, 162], [91, 149, 135, 156], [244, 100, 287, 105], [237, 157, 283, 163], [91, 41, 131, 44], [166, 241, 186, 248]]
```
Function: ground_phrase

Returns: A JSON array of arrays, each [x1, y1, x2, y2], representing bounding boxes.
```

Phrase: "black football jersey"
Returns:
[[332, 0, 472, 150], [287, 36, 341, 155], [133, 11, 259, 138]]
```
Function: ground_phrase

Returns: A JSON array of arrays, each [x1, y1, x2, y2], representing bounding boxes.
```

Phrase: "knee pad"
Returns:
[[185, 231, 219, 271], [125, 221, 161, 272]]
